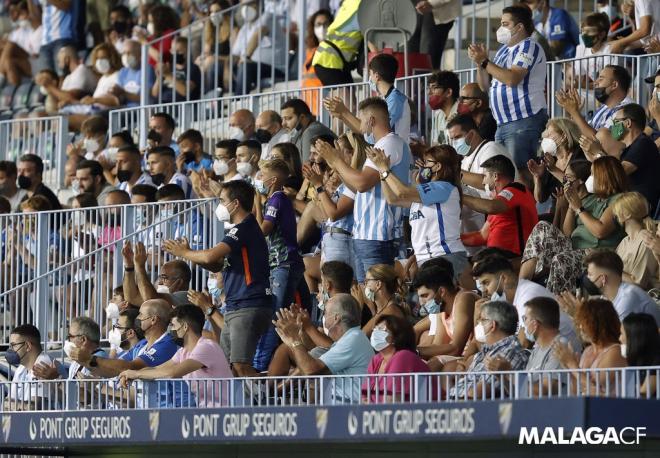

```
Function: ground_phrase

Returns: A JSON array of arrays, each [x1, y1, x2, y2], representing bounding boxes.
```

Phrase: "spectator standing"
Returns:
[[468, 5, 548, 188], [163, 181, 273, 376], [37, 0, 78, 72], [427, 71, 459, 146], [409, 0, 461, 70], [301, 9, 333, 114], [523, 0, 579, 59]]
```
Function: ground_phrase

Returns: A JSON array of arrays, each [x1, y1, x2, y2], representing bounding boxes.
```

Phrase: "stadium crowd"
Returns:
[[2, 0, 660, 410]]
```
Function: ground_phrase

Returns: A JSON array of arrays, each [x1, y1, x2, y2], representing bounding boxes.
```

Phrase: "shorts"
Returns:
[[220, 306, 272, 365], [321, 231, 353, 267], [352, 239, 396, 283]]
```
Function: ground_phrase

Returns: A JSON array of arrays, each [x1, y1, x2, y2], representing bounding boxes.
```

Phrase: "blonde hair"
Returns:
[[547, 118, 581, 154], [611, 192, 656, 231], [259, 158, 290, 177], [345, 131, 367, 170]]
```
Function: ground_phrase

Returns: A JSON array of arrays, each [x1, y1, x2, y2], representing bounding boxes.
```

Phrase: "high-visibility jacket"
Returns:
[[302, 48, 322, 115], [311, 0, 362, 70]]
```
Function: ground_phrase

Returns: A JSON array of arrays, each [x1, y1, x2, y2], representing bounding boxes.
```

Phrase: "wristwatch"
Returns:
[[90, 355, 98, 367], [205, 306, 217, 317], [576, 206, 585, 215], [380, 169, 391, 180], [315, 185, 324, 194], [481, 58, 490, 69]]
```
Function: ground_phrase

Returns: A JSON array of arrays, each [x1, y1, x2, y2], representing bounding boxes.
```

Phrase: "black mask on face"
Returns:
[[117, 169, 133, 183], [17, 175, 32, 190], [594, 86, 610, 104], [112, 21, 128, 35], [182, 151, 196, 164], [169, 328, 184, 347], [150, 173, 165, 186], [147, 129, 162, 144], [255, 129, 272, 144]]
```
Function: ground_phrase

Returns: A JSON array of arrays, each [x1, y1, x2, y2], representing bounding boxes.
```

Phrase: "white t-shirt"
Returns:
[[573, 43, 614, 80], [8, 24, 42, 55], [62, 64, 98, 94], [512, 279, 582, 351], [93, 72, 120, 102], [9, 352, 53, 403], [634, 0, 660, 45], [460, 141, 514, 237], [613, 282, 660, 325], [6, 189, 27, 212]]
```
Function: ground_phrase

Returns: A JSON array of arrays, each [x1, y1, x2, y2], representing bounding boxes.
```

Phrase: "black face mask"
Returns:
[[579, 273, 602, 296], [17, 175, 32, 190], [117, 169, 133, 183], [112, 21, 128, 35], [169, 329, 184, 347], [147, 129, 162, 144], [255, 129, 272, 144], [150, 173, 165, 186], [182, 151, 196, 164], [594, 86, 609, 104]]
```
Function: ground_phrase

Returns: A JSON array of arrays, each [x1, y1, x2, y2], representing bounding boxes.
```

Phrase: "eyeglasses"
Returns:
[[112, 324, 131, 331], [67, 334, 83, 340], [9, 341, 25, 351], [613, 117, 629, 124], [158, 274, 180, 281], [477, 318, 492, 325], [137, 314, 155, 321], [458, 96, 479, 103], [428, 85, 444, 92]]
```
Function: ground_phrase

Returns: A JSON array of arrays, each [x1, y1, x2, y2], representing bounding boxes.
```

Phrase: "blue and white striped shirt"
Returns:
[[40, 0, 74, 45], [490, 38, 547, 125], [353, 133, 411, 241], [160, 172, 194, 199], [325, 184, 355, 234], [589, 96, 633, 130]]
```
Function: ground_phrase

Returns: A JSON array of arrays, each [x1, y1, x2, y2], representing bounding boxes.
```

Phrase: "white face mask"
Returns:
[[108, 328, 123, 348], [215, 202, 231, 222], [71, 179, 82, 196], [364, 286, 376, 302], [210, 12, 222, 27], [39, 86, 49, 96], [71, 209, 85, 226], [474, 322, 489, 343], [236, 161, 253, 177], [122, 54, 138, 69], [541, 137, 558, 155], [314, 25, 327, 42], [241, 5, 258, 23], [213, 159, 229, 176], [370, 328, 390, 352], [106, 302, 120, 320], [322, 315, 330, 336], [228, 126, 246, 142], [620, 344, 626, 359], [105, 147, 119, 163], [585, 175, 595, 193], [156, 284, 170, 294], [63, 340, 77, 357], [95, 58, 111, 74], [83, 137, 100, 154], [496, 26, 513, 45], [147, 22, 155, 35], [17, 19, 30, 29]]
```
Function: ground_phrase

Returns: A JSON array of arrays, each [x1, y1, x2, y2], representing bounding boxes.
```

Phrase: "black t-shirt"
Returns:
[[32, 182, 62, 210], [620, 134, 660, 212], [160, 63, 202, 102], [478, 110, 497, 142], [220, 213, 273, 312]]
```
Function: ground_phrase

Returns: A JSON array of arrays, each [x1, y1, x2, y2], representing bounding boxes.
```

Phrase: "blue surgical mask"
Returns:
[[452, 137, 471, 156], [491, 276, 507, 302], [523, 321, 536, 342], [369, 78, 378, 94], [5, 349, 23, 366], [424, 298, 442, 314], [370, 328, 390, 351], [532, 8, 542, 24], [207, 277, 222, 300], [318, 289, 330, 311], [254, 179, 269, 196], [364, 132, 375, 145]]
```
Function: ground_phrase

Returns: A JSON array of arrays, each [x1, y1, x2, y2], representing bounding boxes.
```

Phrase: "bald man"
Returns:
[[457, 83, 497, 141], [228, 109, 256, 142], [256, 110, 290, 159], [69, 299, 178, 378]]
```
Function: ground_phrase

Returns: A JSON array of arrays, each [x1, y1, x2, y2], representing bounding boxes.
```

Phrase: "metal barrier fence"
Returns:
[[0, 198, 222, 349], [1, 367, 657, 412], [0, 115, 68, 190], [143, 0, 305, 105]]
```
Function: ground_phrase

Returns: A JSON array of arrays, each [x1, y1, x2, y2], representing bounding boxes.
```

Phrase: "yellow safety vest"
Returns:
[[311, 0, 362, 70]]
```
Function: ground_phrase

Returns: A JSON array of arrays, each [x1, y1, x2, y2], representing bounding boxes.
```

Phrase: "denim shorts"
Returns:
[[352, 239, 396, 283], [419, 251, 469, 284], [321, 231, 354, 267], [495, 109, 548, 168]]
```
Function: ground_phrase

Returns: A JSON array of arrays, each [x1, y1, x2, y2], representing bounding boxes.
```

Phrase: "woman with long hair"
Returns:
[[359, 264, 409, 337], [611, 192, 659, 289], [621, 313, 660, 396], [367, 144, 468, 283], [520, 156, 628, 293]]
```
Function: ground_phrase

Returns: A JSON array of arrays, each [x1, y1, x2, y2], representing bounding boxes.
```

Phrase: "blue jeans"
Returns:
[[37, 39, 74, 73], [352, 239, 395, 283], [321, 232, 353, 267], [252, 261, 305, 371], [495, 109, 548, 168]]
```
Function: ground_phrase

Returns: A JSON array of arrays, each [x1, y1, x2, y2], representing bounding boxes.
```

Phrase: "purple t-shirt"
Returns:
[[263, 191, 302, 267], [172, 337, 233, 407], [362, 349, 430, 403]]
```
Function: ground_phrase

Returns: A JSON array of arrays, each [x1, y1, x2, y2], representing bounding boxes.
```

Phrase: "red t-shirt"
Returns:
[[486, 182, 538, 255]]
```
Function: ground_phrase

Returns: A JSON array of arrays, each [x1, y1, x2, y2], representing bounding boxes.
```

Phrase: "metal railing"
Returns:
[[0, 198, 222, 348], [1, 367, 657, 412], [143, 0, 304, 105], [0, 115, 68, 190]]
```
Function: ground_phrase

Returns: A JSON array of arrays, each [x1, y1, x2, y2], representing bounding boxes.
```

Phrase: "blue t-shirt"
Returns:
[[221, 214, 273, 312], [536, 7, 579, 59], [385, 86, 410, 140], [319, 327, 374, 403], [119, 333, 178, 366], [117, 66, 156, 107], [184, 154, 214, 173], [263, 191, 302, 267]]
